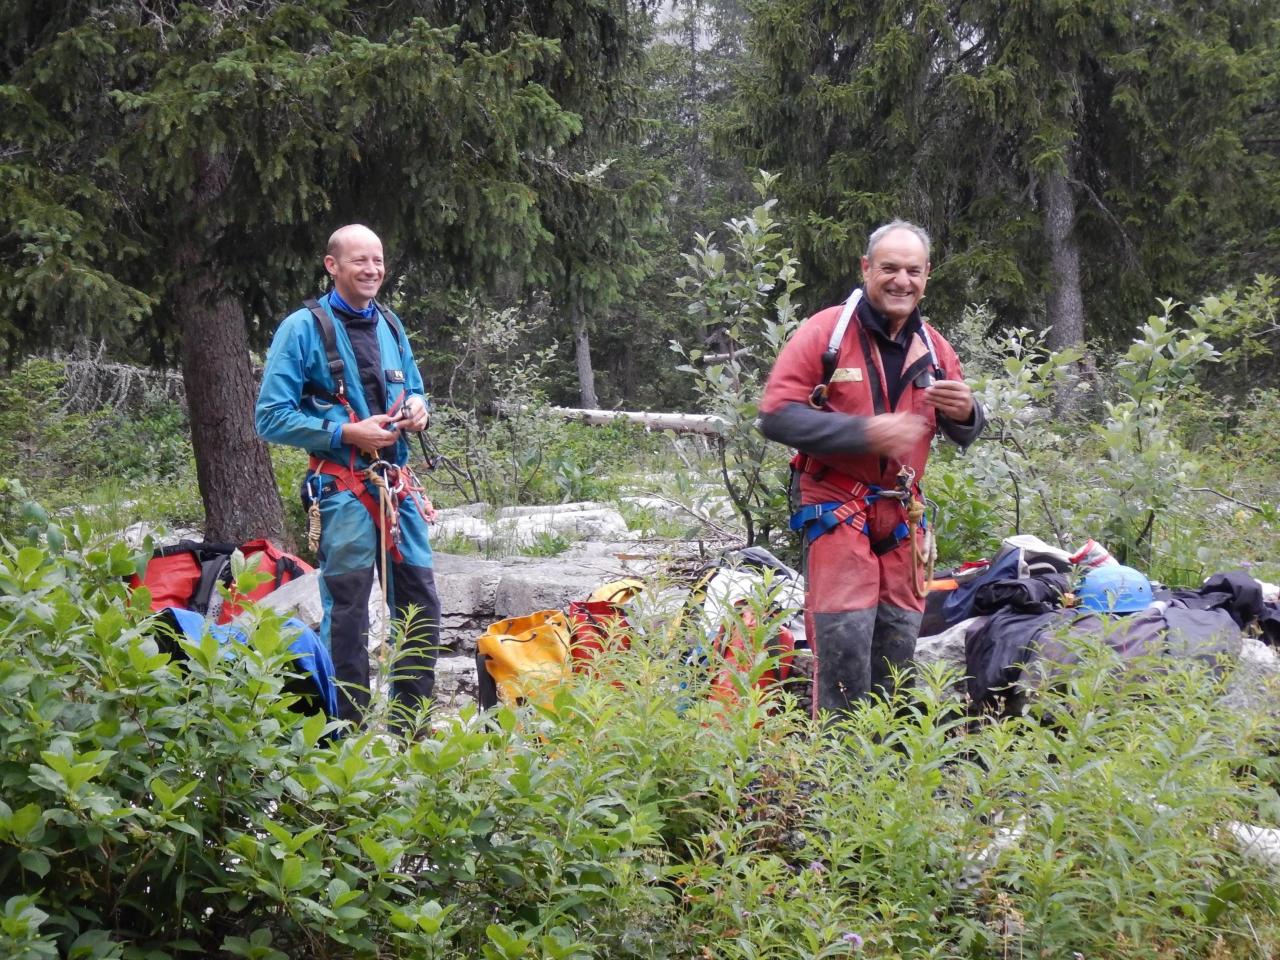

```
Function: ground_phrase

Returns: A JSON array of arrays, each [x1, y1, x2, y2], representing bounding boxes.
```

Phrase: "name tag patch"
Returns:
[[830, 367, 863, 383], [386, 369, 406, 383]]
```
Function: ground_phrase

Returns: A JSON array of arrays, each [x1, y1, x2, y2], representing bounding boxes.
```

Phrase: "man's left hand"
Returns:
[[398, 395, 430, 432], [924, 380, 974, 422]]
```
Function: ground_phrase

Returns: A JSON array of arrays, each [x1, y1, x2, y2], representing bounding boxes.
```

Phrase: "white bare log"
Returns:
[[499, 404, 728, 435], [698, 348, 754, 365]]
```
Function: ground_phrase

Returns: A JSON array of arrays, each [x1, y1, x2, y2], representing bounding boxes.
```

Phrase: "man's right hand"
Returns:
[[863, 412, 931, 459], [341, 415, 401, 455]]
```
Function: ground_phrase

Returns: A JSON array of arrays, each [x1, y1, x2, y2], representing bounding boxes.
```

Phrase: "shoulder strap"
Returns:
[[821, 288, 862, 382], [303, 297, 346, 400], [808, 289, 863, 409], [917, 323, 942, 374], [372, 300, 415, 375], [372, 300, 405, 340]]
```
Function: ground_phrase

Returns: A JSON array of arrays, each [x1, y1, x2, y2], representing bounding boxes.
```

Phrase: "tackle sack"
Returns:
[[475, 610, 572, 710], [130, 539, 313, 622], [130, 540, 238, 615], [678, 547, 810, 714], [708, 607, 807, 715], [214, 539, 313, 623], [566, 578, 642, 671]]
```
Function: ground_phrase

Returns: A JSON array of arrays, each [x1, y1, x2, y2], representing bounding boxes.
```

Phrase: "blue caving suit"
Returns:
[[256, 291, 440, 727]]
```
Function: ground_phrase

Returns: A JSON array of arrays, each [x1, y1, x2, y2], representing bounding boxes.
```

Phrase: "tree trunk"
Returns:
[[570, 303, 600, 409], [1042, 165, 1090, 414], [1042, 166, 1086, 352], [174, 152, 284, 543]]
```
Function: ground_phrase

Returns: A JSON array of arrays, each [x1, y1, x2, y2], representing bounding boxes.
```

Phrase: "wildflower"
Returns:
[[807, 860, 826, 873], [841, 932, 863, 950]]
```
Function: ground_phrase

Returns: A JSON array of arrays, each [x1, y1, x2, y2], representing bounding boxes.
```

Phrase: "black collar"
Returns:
[[857, 296, 922, 348]]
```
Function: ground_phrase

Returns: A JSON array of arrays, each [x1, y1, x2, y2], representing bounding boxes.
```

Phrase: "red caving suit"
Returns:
[[759, 293, 984, 716]]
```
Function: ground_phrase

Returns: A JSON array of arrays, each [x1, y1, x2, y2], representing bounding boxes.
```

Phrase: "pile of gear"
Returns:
[[472, 533, 1280, 718], [921, 535, 1280, 716], [474, 547, 809, 714], [129, 539, 338, 719]]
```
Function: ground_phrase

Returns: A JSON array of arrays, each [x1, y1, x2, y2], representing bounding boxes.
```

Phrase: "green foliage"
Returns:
[[671, 660, 1280, 957], [0, 358, 200, 541], [0, 534, 775, 958], [672, 175, 804, 547], [425, 298, 666, 512], [944, 285, 1279, 580], [4, 0, 662, 542], [428, 299, 577, 507], [733, 0, 1280, 343], [2, 522, 1279, 957]]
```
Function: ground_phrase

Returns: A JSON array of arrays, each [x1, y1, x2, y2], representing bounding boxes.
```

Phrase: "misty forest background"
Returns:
[[3, 0, 1277, 578]]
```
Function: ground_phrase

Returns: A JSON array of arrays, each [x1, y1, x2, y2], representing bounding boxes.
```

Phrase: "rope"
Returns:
[[894, 465, 936, 599], [306, 500, 322, 554], [907, 495, 936, 598], [365, 461, 398, 669]]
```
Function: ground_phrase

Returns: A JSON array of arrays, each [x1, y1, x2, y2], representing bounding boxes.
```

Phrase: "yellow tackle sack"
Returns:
[[475, 610, 572, 710]]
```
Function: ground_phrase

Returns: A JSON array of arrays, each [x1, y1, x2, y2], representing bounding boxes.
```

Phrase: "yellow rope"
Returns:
[[907, 496, 936, 599], [365, 464, 395, 670]]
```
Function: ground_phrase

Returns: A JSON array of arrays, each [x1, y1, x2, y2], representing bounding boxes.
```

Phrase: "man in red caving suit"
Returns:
[[759, 220, 985, 717]]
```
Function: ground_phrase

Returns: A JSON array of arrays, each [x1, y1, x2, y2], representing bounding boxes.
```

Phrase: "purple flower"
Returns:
[[808, 860, 826, 873], [841, 932, 864, 950]]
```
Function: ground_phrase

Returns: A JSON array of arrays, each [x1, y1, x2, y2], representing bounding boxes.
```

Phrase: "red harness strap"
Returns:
[[308, 456, 436, 563], [790, 452, 873, 500]]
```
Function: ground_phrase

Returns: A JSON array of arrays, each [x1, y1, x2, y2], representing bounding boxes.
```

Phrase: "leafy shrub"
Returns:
[[672, 173, 804, 549], [0, 532, 775, 958], [4, 530, 1279, 958]]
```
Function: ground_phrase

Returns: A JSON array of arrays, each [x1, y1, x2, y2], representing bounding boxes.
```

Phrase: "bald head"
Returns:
[[324, 224, 385, 309], [327, 223, 381, 259]]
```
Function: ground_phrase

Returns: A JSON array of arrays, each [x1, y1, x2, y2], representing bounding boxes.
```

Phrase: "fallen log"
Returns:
[[499, 404, 728, 436]]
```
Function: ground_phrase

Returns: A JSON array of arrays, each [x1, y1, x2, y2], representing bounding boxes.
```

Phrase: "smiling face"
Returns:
[[860, 228, 930, 332], [324, 225, 385, 309]]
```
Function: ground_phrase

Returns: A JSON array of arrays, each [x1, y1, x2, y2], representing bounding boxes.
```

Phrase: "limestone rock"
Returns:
[[492, 506, 630, 548], [496, 501, 607, 518], [432, 514, 493, 547], [912, 617, 973, 672], [122, 522, 203, 550], [1221, 637, 1280, 714], [252, 570, 388, 645], [433, 654, 479, 713]]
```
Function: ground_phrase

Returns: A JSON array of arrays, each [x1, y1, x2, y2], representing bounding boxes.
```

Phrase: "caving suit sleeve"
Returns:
[[255, 309, 341, 453], [757, 307, 876, 455]]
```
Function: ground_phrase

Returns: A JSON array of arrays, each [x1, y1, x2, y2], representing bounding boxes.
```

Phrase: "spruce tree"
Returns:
[[1, 1, 643, 539], [734, 0, 1279, 347]]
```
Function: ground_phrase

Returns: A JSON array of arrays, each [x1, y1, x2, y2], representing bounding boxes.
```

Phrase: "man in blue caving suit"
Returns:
[[256, 223, 439, 731]]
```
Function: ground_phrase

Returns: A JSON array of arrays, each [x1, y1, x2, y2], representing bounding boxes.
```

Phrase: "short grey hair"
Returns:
[[865, 219, 931, 262]]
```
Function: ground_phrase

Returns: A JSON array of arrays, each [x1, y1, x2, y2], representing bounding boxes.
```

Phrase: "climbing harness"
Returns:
[[789, 463, 937, 597], [304, 456, 436, 562]]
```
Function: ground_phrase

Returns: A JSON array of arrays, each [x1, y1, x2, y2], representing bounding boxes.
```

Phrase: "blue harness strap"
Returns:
[[790, 493, 928, 551], [789, 500, 871, 543]]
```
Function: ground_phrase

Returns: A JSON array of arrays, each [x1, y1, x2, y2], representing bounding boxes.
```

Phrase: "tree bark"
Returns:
[[1042, 166, 1086, 352], [1042, 164, 1091, 414], [174, 152, 284, 543], [570, 302, 600, 409]]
